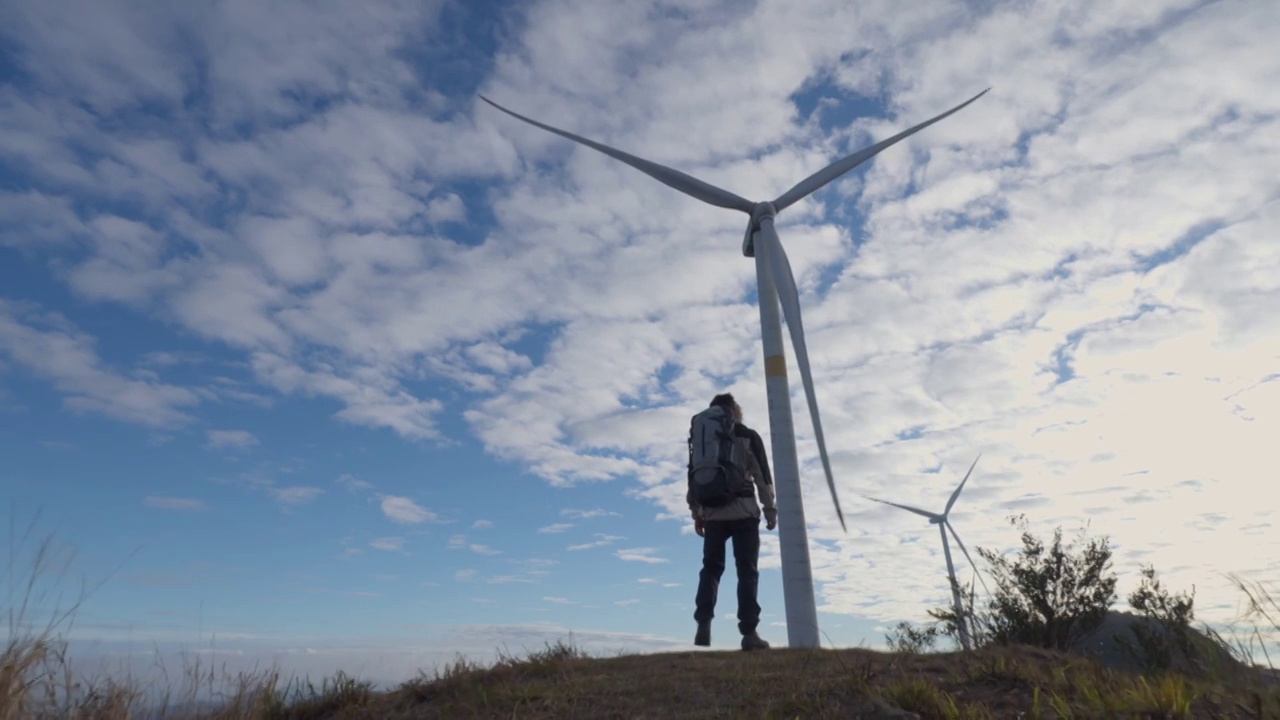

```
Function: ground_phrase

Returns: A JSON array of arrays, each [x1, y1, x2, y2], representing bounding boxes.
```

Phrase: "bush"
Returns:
[[981, 514, 1117, 650], [927, 576, 993, 649], [929, 514, 1117, 651], [1118, 564, 1199, 673], [884, 621, 940, 654]]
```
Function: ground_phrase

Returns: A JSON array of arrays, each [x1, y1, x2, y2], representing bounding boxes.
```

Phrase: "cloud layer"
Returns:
[[2, 0, 1279, 643]]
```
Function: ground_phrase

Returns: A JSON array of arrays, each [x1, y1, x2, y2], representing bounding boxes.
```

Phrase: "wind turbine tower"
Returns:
[[483, 89, 988, 648], [864, 455, 988, 651]]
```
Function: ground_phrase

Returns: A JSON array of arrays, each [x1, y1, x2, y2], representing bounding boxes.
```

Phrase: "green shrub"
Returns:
[[930, 514, 1117, 652], [1118, 564, 1198, 673], [885, 620, 940, 654]]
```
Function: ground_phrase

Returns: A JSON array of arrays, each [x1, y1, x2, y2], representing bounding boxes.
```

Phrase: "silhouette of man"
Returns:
[[687, 393, 776, 650]]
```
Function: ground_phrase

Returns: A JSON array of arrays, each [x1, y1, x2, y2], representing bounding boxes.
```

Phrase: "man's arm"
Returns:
[[686, 432, 700, 519], [737, 426, 774, 487], [749, 449, 777, 516], [687, 470, 704, 534], [738, 427, 776, 528]]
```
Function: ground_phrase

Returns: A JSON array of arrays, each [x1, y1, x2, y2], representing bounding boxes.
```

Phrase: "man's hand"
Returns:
[[765, 510, 777, 531], [694, 517, 705, 537]]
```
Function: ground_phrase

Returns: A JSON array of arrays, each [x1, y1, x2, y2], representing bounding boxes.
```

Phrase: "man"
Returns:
[[687, 393, 777, 651]]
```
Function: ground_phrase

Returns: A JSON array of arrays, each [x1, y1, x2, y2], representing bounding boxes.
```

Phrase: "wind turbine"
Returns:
[[863, 454, 989, 651], [482, 87, 988, 648]]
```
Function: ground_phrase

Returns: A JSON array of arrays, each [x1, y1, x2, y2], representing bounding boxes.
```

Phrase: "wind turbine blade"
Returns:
[[944, 453, 982, 516], [945, 520, 991, 597], [861, 495, 939, 521], [758, 228, 845, 532], [771, 88, 990, 212], [480, 96, 756, 214]]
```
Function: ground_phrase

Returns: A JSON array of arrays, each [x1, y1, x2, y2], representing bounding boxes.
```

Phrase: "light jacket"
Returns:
[[687, 423, 777, 523]]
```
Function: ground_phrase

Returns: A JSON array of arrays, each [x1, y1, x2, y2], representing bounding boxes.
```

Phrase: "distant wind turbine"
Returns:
[[482, 87, 988, 648], [864, 454, 989, 651]]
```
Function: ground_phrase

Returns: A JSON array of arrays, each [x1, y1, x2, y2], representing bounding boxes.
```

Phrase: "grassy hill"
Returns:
[[297, 642, 1279, 719], [8, 638, 1279, 719], [7, 518, 1279, 718]]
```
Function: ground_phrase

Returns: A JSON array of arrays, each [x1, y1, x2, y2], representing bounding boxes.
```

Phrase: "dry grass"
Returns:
[[10, 635, 1280, 719]]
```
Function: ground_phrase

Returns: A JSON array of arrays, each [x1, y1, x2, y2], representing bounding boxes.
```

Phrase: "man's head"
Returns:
[[710, 393, 743, 423]]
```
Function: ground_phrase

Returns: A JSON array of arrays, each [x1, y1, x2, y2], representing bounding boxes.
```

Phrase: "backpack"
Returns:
[[687, 405, 753, 508]]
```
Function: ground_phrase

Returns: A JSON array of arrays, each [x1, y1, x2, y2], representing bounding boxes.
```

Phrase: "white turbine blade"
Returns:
[[861, 495, 938, 522], [944, 453, 982, 516], [759, 229, 846, 532], [945, 520, 991, 597], [481, 96, 756, 214], [771, 88, 990, 212]]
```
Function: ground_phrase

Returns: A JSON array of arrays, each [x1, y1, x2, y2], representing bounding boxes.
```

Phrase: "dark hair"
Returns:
[[710, 393, 735, 409]]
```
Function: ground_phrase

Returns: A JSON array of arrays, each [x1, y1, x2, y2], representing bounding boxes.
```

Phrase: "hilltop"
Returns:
[[135, 641, 1277, 719], [8, 513, 1278, 718]]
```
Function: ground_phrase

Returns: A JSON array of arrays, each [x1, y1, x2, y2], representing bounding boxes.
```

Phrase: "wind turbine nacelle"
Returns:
[[742, 202, 777, 258]]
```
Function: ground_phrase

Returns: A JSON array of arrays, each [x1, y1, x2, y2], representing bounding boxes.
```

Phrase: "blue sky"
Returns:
[[3, 0, 1280, 690]]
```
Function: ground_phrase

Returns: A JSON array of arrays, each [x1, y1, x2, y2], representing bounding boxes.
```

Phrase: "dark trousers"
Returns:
[[694, 516, 761, 635]]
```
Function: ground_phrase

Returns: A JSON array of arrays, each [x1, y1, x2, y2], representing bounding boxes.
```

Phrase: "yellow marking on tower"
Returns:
[[765, 355, 787, 378]]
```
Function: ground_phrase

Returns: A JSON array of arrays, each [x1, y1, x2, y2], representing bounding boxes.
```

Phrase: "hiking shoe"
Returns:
[[694, 621, 711, 647], [741, 632, 770, 651]]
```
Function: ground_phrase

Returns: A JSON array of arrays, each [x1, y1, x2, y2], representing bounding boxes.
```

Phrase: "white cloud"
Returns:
[[426, 192, 466, 224], [143, 496, 207, 511], [566, 534, 623, 551], [455, 569, 478, 582], [369, 537, 404, 552], [205, 429, 258, 449], [380, 495, 438, 524], [464, 342, 533, 376], [537, 523, 574, 534], [214, 463, 330, 512], [272, 486, 324, 506], [470, 544, 501, 556], [251, 353, 444, 440], [560, 508, 621, 520], [0, 191, 88, 249], [0, 302, 199, 427], [0, 0, 486, 441], [472, 519, 494, 529], [138, 351, 204, 369], [615, 599, 640, 606], [488, 575, 534, 585], [616, 548, 668, 564], [336, 474, 375, 493], [542, 596, 576, 605], [509, 558, 557, 576]]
